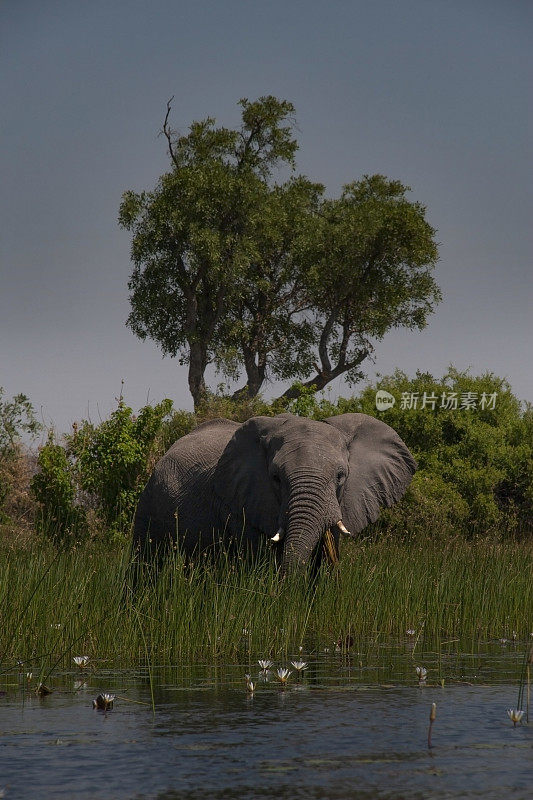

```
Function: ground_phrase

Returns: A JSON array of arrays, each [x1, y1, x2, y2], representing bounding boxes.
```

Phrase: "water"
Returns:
[[1, 641, 531, 799]]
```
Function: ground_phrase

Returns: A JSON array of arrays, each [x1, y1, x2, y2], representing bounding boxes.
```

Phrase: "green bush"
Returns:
[[155, 409, 197, 457], [31, 433, 86, 542], [31, 397, 173, 542], [194, 391, 281, 423], [0, 388, 41, 530], [282, 368, 533, 537], [0, 389, 42, 455], [71, 398, 173, 535], [24, 368, 533, 545]]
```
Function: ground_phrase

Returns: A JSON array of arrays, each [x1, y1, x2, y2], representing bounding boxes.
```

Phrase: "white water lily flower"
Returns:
[[507, 708, 524, 726], [73, 655, 90, 669], [244, 674, 254, 693], [406, 629, 416, 636], [290, 661, 308, 672], [275, 667, 292, 685], [258, 659, 273, 670], [93, 693, 115, 710], [416, 666, 427, 682]]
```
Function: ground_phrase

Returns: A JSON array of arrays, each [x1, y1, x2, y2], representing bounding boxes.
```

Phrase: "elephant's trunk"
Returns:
[[281, 474, 340, 573]]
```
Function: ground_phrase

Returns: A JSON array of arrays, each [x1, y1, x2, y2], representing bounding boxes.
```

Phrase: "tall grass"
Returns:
[[0, 534, 531, 671]]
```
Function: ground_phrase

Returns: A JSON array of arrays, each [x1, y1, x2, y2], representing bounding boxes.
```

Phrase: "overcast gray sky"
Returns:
[[1, 0, 531, 436]]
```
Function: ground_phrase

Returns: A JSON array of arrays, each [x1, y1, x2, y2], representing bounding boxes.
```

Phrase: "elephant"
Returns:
[[132, 412, 416, 574]]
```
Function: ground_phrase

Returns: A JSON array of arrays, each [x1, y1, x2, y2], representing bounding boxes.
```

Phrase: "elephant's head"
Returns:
[[214, 413, 416, 573]]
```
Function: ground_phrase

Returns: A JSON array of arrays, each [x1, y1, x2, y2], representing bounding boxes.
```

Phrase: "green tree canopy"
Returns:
[[284, 175, 441, 397], [120, 96, 299, 407], [120, 98, 441, 406]]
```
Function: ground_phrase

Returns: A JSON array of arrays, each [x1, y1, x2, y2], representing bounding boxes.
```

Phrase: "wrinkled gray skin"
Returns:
[[133, 413, 416, 574]]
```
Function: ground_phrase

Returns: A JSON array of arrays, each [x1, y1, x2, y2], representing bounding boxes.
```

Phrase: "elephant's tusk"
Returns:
[[336, 520, 352, 537], [323, 529, 339, 565], [270, 528, 285, 543]]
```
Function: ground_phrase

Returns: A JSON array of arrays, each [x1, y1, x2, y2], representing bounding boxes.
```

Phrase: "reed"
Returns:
[[0, 533, 531, 670]]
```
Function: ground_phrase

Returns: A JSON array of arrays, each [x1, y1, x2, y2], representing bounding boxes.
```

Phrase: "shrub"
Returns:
[[21, 368, 533, 544], [72, 398, 173, 535], [194, 391, 281, 423], [31, 397, 173, 542], [282, 369, 533, 537], [0, 388, 41, 538], [0, 389, 42, 454], [31, 433, 86, 543], [155, 409, 197, 459]]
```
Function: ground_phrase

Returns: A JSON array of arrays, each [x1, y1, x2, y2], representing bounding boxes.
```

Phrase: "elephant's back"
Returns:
[[146, 418, 239, 523], [163, 418, 239, 471], [133, 418, 241, 552]]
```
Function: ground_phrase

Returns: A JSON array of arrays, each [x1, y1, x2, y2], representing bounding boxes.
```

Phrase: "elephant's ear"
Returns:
[[213, 416, 280, 536], [325, 413, 416, 534]]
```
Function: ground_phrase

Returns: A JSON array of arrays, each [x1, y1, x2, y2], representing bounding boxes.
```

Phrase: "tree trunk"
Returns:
[[280, 371, 335, 401], [188, 341, 208, 410], [231, 345, 266, 401], [277, 349, 369, 402]]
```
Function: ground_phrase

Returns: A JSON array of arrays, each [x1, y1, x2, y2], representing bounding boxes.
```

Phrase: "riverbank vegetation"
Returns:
[[0, 368, 531, 667], [3, 367, 530, 546], [1, 532, 532, 670]]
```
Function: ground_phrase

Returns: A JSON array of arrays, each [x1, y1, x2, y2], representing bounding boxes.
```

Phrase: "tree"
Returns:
[[224, 174, 440, 400], [0, 388, 41, 456], [120, 96, 299, 408], [121, 99, 441, 406], [0, 388, 41, 527], [280, 175, 441, 399]]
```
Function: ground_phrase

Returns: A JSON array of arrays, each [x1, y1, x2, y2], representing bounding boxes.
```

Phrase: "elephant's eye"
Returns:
[[337, 471, 346, 486]]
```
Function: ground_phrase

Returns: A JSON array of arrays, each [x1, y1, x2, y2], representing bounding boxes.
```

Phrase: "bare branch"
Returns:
[[162, 96, 179, 168]]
